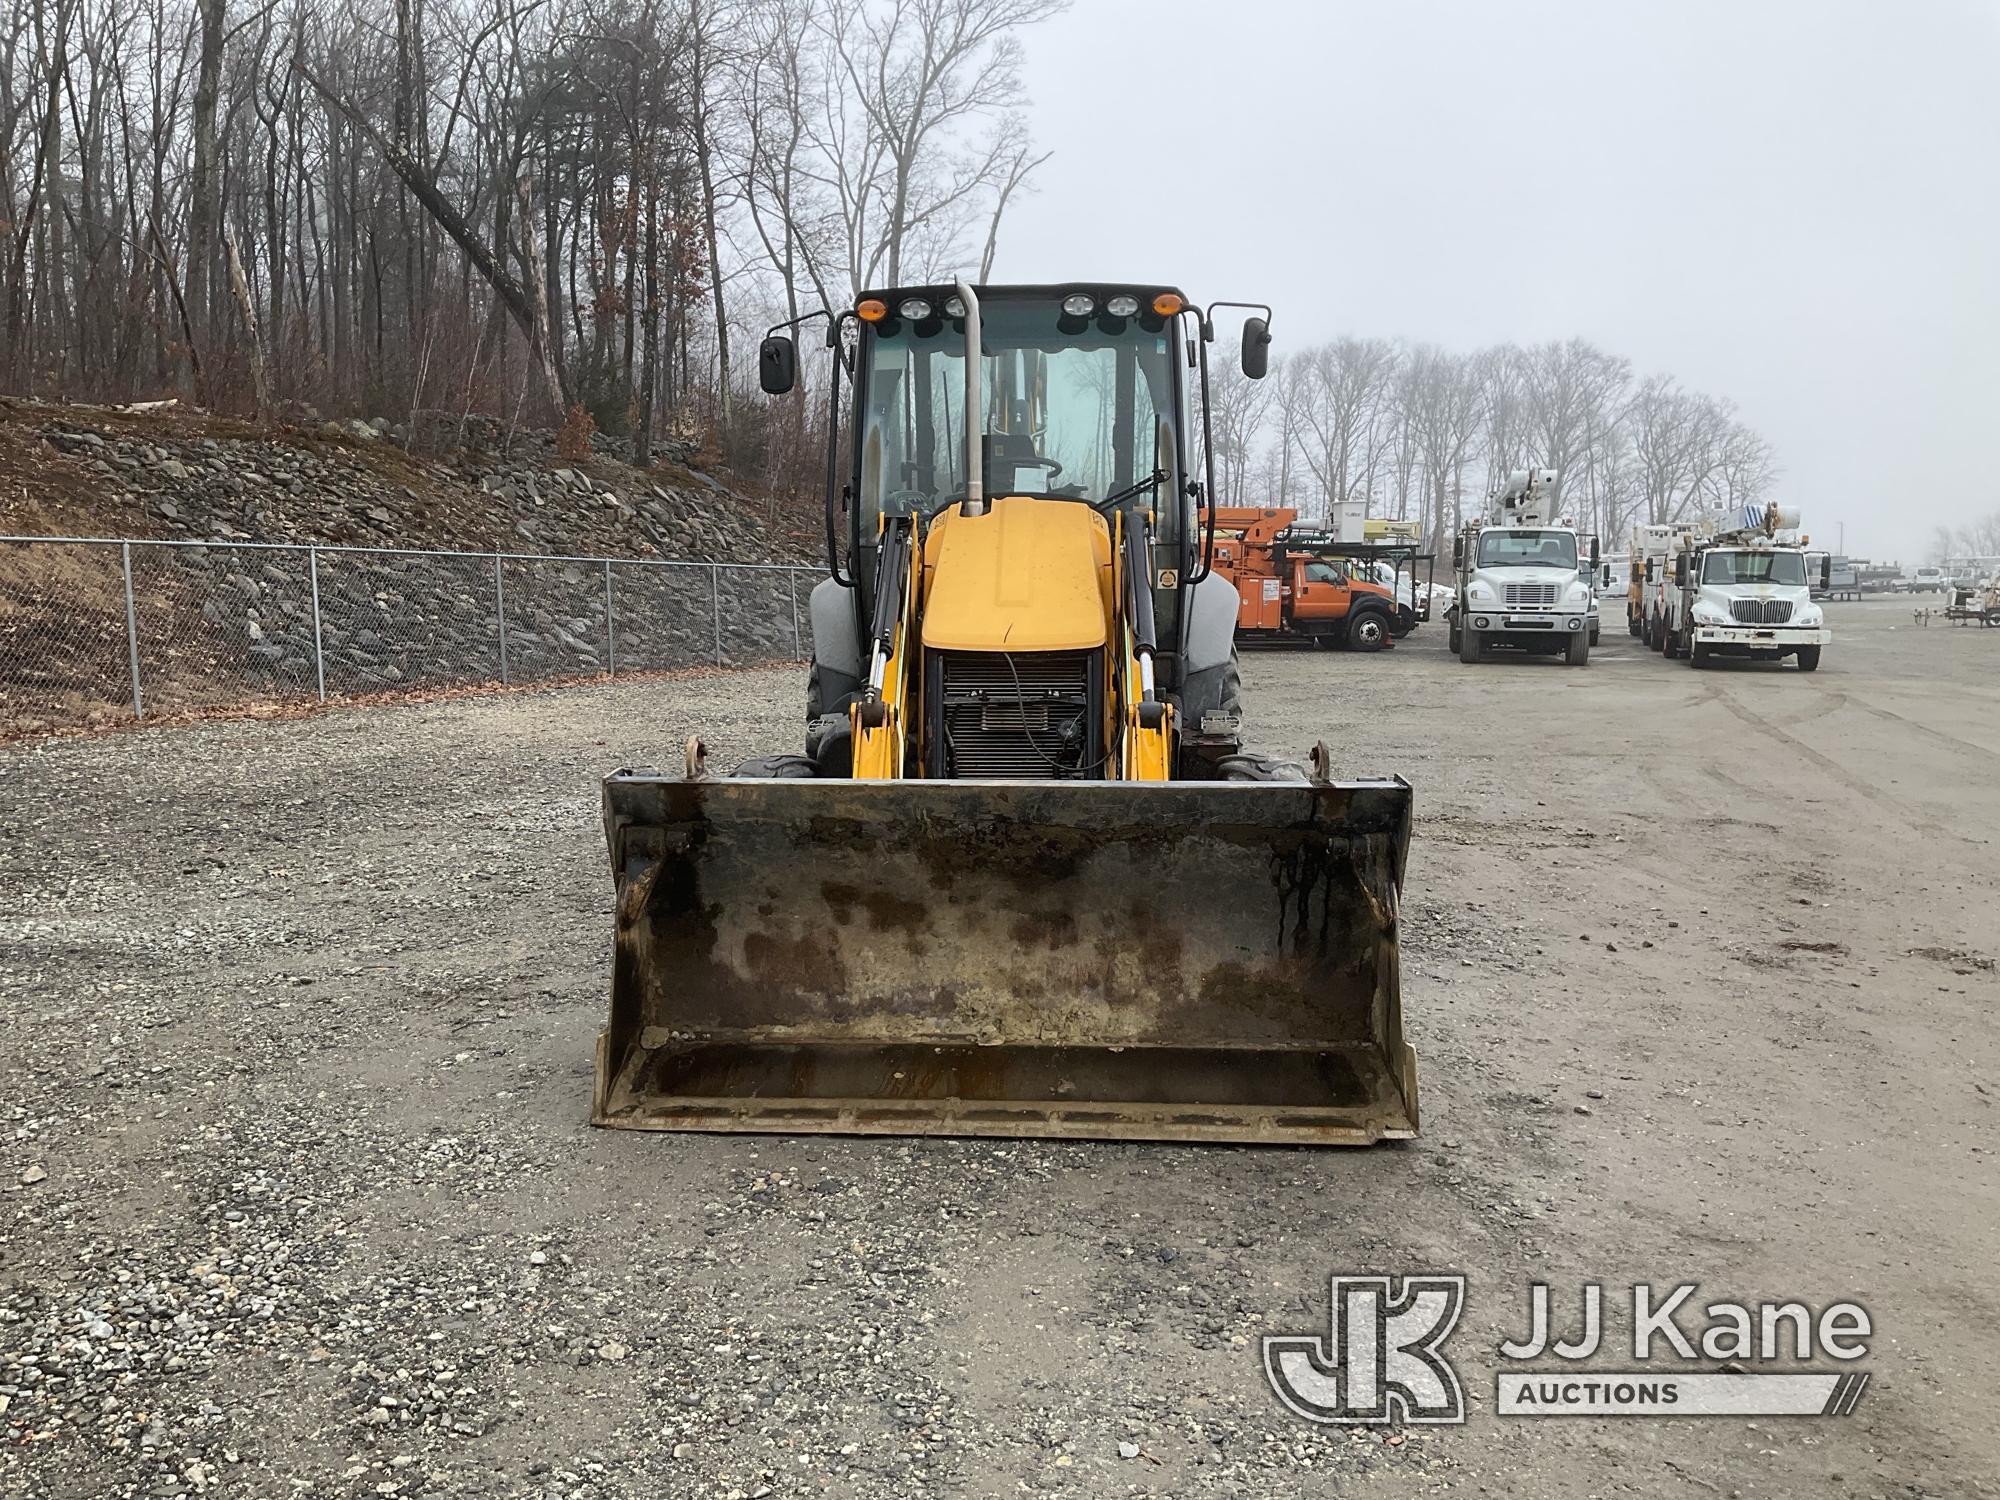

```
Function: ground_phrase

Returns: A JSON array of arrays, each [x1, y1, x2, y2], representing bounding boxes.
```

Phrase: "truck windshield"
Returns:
[[855, 299, 1180, 524], [1477, 530, 1577, 569], [1703, 551, 1807, 586]]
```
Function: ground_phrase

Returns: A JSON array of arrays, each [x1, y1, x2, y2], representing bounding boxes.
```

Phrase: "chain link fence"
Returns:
[[0, 535, 815, 736]]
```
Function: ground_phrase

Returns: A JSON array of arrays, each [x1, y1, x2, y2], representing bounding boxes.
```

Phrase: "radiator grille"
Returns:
[[1730, 598, 1794, 624], [1503, 582, 1558, 608], [937, 651, 1097, 779]]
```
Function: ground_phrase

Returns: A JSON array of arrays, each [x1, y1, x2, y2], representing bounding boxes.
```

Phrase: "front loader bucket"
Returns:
[[594, 774, 1417, 1145]]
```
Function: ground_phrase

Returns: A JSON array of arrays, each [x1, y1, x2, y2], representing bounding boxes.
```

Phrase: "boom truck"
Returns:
[[1449, 468, 1599, 666], [1654, 502, 1830, 669], [1628, 524, 1678, 642], [1210, 506, 1413, 650], [591, 282, 1419, 1147]]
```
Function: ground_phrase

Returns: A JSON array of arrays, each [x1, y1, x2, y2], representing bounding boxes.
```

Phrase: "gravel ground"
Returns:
[[4, 598, 1997, 1498]]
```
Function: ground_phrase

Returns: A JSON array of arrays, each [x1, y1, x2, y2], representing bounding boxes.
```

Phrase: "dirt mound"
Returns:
[[0, 402, 820, 736], [0, 399, 815, 562]]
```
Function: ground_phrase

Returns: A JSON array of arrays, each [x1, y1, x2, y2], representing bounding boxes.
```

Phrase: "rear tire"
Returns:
[[1796, 645, 1822, 672], [1628, 610, 1642, 639], [1347, 609, 1390, 653], [1459, 627, 1482, 664], [1565, 631, 1590, 666]]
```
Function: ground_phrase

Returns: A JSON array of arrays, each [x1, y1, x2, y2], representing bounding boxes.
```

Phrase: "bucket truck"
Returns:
[[1655, 503, 1831, 670], [1448, 469, 1598, 666]]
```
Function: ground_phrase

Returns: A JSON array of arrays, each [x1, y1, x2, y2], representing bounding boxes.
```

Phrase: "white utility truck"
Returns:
[[1449, 468, 1599, 666], [1629, 523, 1680, 645], [1655, 503, 1831, 670]]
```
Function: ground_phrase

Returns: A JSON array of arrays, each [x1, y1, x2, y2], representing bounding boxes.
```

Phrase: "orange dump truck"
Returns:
[[1211, 506, 1404, 651]]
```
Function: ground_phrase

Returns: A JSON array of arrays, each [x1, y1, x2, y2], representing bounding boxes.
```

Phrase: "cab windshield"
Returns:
[[854, 298, 1181, 524], [1703, 551, 1806, 586], [1477, 530, 1578, 569]]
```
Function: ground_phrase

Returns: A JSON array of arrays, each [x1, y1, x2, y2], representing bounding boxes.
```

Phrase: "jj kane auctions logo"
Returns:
[[1263, 1276, 1873, 1422]]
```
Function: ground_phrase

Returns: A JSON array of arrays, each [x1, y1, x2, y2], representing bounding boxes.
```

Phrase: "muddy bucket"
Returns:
[[593, 773, 1416, 1145]]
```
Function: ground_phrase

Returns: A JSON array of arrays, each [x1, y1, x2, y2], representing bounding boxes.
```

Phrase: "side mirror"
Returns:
[[1821, 556, 1832, 591], [758, 334, 797, 395], [1674, 556, 1689, 587], [1590, 536, 1601, 568], [1644, 560, 1655, 583], [1452, 536, 1464, 570], [1241, 317, 1271, 380]]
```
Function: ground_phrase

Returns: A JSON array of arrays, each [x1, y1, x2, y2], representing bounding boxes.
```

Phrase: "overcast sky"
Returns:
[[999, 0, 2000, 561]]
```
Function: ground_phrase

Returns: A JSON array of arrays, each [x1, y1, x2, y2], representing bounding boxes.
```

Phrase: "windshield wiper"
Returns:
[[1093, 468, 1166, 514]]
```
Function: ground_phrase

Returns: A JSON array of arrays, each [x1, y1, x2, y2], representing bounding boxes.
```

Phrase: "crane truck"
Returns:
[[1211, 506, 1410, 650], [1654, 503, 1831, 669], [1448, 468, 1599, 666]]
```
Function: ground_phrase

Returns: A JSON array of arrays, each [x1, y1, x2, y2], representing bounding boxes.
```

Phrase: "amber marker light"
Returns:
[[857, 299, 888, 322], [1151, 292, 1184, 316]]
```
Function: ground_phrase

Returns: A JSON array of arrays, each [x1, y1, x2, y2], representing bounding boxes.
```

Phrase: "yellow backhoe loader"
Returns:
[[593, 282, 1417, 1144]]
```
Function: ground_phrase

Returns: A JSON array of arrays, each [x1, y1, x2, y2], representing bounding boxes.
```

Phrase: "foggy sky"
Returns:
[[999, 0, 2000, 562]]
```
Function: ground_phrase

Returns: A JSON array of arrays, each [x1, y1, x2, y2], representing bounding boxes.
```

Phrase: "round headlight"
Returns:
[[1105, 294, 1140, 318], [1474, 616, 1490, 630], [943, 296, 965, 318], [897, 297, 933, 321], [1060, 293, 1096, 318], [1566, 617, 1582, 630]]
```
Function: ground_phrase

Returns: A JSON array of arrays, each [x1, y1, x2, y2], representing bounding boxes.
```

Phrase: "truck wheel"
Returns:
[[1796, 646, 1822, 672], [1565, 630, 1590, 666], [1447, 617, 1462, 655], [1690, 642, 1710, 667], [1628, 611, 1642, 639], [1347, 609, 1389, 653], [1589, 619, 1601, 646], [1458, 627, 1482, 664], [1659, 623, 1675, 657]]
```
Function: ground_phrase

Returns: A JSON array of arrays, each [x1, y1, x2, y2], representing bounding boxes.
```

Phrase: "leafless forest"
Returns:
[[1, 0, 1777, 539]]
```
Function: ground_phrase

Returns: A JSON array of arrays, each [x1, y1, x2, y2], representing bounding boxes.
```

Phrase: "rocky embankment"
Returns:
[[0, 404, 817, 734]]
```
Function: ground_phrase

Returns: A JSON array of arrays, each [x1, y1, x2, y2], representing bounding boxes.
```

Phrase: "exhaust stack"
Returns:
[[957, 279, 986, 517]]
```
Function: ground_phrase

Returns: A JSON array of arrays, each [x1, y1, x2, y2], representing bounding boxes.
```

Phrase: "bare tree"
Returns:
[[815, 0, 1063, 292], [1402, 344, 1485, 542], [1295, 336, 1398, 522], [1207, 356, 1271, 505]]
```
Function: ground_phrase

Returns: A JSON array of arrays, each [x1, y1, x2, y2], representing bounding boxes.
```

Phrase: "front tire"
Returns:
[[1347, 609, 1390, 653], [1690, 641, 1711, 668], [1565, 630, 1590, 666], [1447, 616, 1462, 655], [1589, 619, 1601, 646], [1459, 627, 1482, 664], [1796, 645, 1822, 672]]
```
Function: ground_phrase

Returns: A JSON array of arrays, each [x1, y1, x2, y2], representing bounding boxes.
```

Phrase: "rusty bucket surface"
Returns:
[[594, 774, 1416, 1145]]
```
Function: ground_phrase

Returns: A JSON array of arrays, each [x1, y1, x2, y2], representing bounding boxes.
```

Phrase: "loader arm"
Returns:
[[851, 515, 921, 779], [1119, 511, 1175, 781]]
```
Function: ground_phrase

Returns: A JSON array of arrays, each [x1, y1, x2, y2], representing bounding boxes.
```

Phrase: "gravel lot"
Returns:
[[4, 597, 1997, 1499]]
